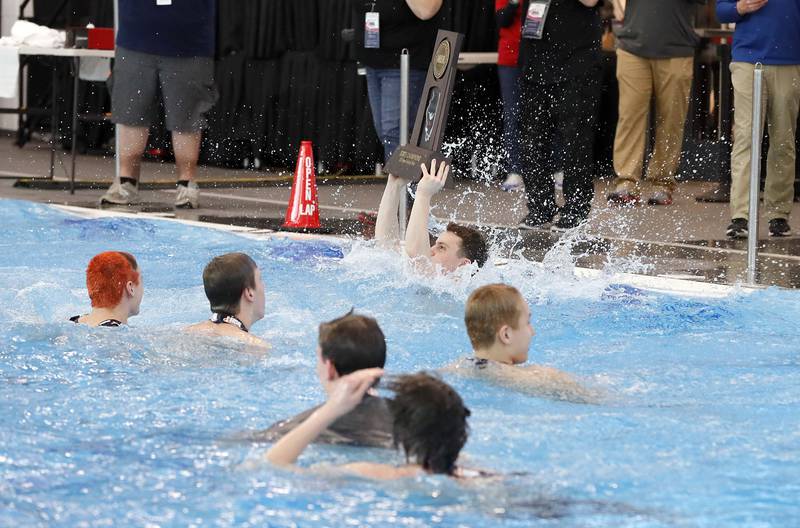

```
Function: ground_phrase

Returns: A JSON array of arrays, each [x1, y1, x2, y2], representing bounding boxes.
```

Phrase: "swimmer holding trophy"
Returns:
[[374, 30, 488, 275]]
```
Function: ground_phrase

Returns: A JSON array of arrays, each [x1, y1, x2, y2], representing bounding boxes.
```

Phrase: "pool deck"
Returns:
[[2, 135, 800, 288]]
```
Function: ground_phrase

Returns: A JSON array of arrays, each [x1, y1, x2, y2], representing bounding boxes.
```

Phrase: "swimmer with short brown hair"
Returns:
[[187, 252, 268, 347], [265, 370, 474, 480], [247, 310, 393, 447], [375, 160, 488, 273]]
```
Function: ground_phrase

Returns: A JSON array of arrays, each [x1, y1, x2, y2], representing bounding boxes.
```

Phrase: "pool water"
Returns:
[[1, 199, 798, 527]]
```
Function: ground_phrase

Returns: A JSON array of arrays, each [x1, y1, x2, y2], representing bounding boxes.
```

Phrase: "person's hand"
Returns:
[[737, 0, 767, 15], [416, 159, 450, 198], [322, 368, 384, 418]]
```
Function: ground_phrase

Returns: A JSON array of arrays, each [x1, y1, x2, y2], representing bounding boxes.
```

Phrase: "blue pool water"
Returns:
[[1, 199, 798, 527]]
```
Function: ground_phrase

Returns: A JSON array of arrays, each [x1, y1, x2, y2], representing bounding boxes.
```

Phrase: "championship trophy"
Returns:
[[384, 30, 464, 187]]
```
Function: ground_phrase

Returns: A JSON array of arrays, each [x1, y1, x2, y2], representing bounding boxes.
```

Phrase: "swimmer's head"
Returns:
[[387, 373, 470, 475], [317, 311, 386, 388], [86, 251, 142, 314], [202, 253, 265, 322], [465, 284, 534, 364], [430, 223, 488, 273]]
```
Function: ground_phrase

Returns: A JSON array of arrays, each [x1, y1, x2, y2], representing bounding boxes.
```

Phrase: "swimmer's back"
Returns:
[[446, 356, 601, 404], [246, 395, 393, 448]]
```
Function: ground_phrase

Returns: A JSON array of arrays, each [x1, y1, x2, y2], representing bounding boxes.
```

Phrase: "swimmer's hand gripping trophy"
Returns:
[[384, 30, 464, 189]]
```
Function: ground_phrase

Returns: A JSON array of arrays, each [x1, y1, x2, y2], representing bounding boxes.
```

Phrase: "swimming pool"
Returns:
[[1, 199, 798, 527]]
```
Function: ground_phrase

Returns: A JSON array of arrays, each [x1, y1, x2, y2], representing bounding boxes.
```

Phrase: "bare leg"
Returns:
[[118, 125, 149, 181], [172, 131, 202, 182]]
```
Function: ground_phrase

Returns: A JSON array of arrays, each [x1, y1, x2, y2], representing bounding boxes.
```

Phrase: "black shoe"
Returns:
[[518, 211, 556, 230], [769, 218, 791, 237], [550, 215, 583, 233], [726, 218, 748, 239]]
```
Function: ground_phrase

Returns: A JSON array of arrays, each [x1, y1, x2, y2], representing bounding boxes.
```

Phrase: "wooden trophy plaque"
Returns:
[[384, 30, 464, 188]]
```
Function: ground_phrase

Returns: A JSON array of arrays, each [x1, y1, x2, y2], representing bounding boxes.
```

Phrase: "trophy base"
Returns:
[[383, 145, 455, 189]]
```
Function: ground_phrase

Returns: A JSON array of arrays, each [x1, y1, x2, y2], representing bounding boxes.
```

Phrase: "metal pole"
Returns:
[[398, 48, 410, 239], [113, 0, 120, 184], [746, 63, 764, 285], [49, 66, 58, 179], [70, 57, 79, 194]]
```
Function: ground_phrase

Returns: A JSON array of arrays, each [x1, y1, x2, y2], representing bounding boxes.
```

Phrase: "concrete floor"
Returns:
[[3, 135, 800, 288]]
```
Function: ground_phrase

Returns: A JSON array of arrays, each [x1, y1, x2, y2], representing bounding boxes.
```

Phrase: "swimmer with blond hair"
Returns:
[[448, 283, 597, 403], [71, 251, 143, 327], [374, 160, 488, 274], [187, 252, 268, 348]]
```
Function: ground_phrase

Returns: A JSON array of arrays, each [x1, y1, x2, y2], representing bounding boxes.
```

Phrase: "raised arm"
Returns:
[[374, 174, 407, 246], [406, 0, 443, 20], [405, 160, 449, 260], [264, 369, 383, 466]]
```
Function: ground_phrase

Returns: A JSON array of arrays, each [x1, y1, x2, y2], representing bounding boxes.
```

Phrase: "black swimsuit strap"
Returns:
[[468, 357, 489, 369], [210, 312, 249, 333], [69, 315, 122, 327]]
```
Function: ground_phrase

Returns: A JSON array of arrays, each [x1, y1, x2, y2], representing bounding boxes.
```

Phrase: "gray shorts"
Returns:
[[110, 46, 218, 132]]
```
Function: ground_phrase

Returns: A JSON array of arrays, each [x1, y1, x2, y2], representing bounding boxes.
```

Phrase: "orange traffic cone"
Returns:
[[283, 140, 321, 230]]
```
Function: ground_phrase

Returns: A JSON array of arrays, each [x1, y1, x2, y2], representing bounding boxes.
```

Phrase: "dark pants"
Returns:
[[498, 65, 522, 175], [365, 67, 427, 163], [519, 74, 599, 223]]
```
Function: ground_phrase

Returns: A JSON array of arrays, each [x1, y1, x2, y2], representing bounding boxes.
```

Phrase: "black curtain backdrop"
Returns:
[[29, 0, 498, 173], [209, 0, 498, 172]]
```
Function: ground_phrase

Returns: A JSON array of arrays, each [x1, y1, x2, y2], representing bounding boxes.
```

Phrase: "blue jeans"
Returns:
[[498, 65, 522, 174], [366, 67, 427, 162]]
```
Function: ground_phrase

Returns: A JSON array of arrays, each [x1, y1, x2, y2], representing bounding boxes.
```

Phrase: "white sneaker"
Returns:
[[175, 181, 199, 209], [99, 180, 139, 205], [501, 172, 524, 192], [553, 170, 564, 191]]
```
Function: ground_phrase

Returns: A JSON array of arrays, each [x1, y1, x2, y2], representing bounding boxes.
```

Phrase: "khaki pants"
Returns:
[[730, 62, 800, 221], [612, 49, 693, 193]]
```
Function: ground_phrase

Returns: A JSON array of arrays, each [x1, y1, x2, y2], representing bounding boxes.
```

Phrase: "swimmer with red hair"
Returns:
[[71, 251, 143, 327]]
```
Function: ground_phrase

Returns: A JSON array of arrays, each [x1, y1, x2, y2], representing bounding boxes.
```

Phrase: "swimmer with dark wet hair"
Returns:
[[265, 371, 473, 479], [375, 160, 488, 273], [447, 283, 598, 403], [187, 252, 268, 347], [71, 251, 143, 327], [248, 310, 393, 447]]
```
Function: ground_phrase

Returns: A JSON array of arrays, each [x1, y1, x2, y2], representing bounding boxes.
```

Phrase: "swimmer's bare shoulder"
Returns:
[[340, 462, 421, 480], [339, 462, 495, 481], [445, 358, 600, 404], [186, 321, 270, 349], [514, 364, 601, 403]]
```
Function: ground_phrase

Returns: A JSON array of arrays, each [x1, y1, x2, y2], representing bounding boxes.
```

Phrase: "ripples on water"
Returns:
[[0, 200, 798, 527]]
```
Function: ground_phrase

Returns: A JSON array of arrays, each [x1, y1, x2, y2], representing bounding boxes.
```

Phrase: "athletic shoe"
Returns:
[[501, 173, 525, 192], [175, 181, 200, 209], [553, 170, 564, 191], [606, 190, 641, 205], [518, 212, 554, 230], [99, 180, 139, 205], [768, 218, 791, 237], [550, 215, 582, 233], [647, 190, 673, 206], [726, 218, 748, 239]]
